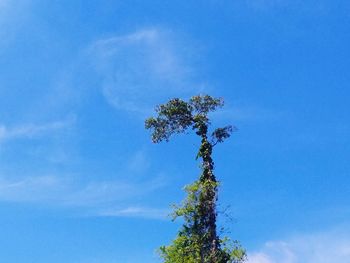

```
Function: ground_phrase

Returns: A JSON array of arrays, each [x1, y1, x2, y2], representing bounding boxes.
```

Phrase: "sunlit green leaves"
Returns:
[[145, 98, 193, 143], [145, 95, 227, 143], [189, 95, 224, 115]]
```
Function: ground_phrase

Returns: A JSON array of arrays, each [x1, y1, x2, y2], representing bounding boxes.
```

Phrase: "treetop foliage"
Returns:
[[145, 95, 233, 145]]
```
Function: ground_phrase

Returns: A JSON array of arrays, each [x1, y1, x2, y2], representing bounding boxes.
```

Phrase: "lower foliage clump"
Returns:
[[159, 179, 246, 263]]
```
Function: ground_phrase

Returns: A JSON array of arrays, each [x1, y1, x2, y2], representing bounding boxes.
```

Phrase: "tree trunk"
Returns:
[[197, 122, 219, 262]]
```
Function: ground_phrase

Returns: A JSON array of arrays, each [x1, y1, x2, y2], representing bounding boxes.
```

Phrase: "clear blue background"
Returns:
[[0, 1, 349, 262]]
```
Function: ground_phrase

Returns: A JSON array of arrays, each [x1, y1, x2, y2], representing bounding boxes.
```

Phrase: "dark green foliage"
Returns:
[[146, 95, 246, 263], [211, 126, 235, 146]]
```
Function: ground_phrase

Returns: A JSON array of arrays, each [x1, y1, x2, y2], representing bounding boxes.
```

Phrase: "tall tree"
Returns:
[[146, 95, 245, 263]]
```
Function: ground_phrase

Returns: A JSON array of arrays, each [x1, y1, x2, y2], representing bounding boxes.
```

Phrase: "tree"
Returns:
[[145, 95, 246, 263]]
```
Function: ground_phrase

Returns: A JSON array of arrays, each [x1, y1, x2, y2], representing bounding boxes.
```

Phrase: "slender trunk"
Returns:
[[197, 122, 219, 262]]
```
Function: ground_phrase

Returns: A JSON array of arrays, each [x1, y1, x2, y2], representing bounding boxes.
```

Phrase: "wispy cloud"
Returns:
[[247, 226, 350, 263], [64, 175, 166, 207], [0, 0, 9, 8], [0, 146, 166, 219], [0, 0, 32, 49], [0, 175, 64, 203], [0, 117, 75, 142], [0, 115, 166, 219], [211, 104, 285, 123], [0, 173, 167, 218], [88, 28, 202, 114], [98, 206, 170, 220]]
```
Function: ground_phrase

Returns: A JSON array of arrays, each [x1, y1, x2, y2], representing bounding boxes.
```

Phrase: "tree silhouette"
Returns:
[[146, 94, 245, 263]]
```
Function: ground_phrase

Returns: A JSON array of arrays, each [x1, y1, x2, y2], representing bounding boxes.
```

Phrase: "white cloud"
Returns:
[[0, 174, 163, 205], [88, 28, 201, 114], [0, 117, 75, 142], [247, 226, 350, 263], [64, 175, 166, 207], [0, 175, 66, 203], [0, 144, 167, 219], [211, 104, 285, 123], [0, 0, 32, 48], [99, 206, 170, 220], [0, 0, 9, 8]]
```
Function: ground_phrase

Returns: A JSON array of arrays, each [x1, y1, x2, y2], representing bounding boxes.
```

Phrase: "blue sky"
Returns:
[[0, 0, 349, 262]]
